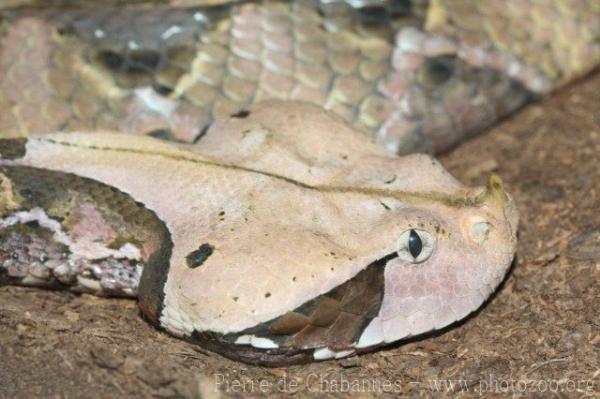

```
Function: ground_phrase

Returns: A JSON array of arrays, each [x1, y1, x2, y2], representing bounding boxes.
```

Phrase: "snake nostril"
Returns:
[[471, 221, 492, 244]]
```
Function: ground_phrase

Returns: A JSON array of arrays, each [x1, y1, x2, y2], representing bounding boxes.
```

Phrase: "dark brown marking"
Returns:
[[327, 312, 368, 351], [54, 5, 233, 93], [269, 312, 310, 335], [230, 110, 250, 118], [147, 129, 179, 142], [291, 324, 329, 349], [0, 138, 27, 160], [0, 165, 172, 324], [138, 229, 173, 325], [186, 243, 214, 269], [203, 252, 397, 364], [384, 175, 397, 184], [308, 297, 340, 327], [379, 200, 391, 211]]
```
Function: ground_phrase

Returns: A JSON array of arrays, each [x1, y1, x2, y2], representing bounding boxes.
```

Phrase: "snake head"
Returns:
[[128, 103, 521, 365], [356, 175, 518, 348], [1, 105, 519, 366]]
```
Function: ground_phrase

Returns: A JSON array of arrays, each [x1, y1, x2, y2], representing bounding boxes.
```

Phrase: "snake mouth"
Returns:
[[180, 251, 400, 366]]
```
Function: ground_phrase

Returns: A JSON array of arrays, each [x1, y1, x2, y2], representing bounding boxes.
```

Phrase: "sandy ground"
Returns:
[[1, 70, 599, 398]]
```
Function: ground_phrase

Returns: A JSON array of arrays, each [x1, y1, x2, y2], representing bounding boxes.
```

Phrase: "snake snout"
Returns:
[[484, 175, 519, 237], [463, 175, 519, 245]]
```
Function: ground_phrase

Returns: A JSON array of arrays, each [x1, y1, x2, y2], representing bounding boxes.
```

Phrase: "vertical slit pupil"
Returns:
[[408, 229, 422, 259]]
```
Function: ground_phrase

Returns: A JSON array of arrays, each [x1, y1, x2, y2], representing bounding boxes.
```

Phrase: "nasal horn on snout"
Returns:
[[486, 174, 509, 207], [468, 174, 508, 207], [483, 174, 519, 235]]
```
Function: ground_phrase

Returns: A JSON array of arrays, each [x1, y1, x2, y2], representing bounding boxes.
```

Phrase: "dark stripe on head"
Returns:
[[0, 138, 27, 160]]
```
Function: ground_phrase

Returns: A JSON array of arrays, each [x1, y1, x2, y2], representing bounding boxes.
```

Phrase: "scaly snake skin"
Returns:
[[0, 0, 596, 365], [2, 1, 598, 153], [0, 102, 519, 365]]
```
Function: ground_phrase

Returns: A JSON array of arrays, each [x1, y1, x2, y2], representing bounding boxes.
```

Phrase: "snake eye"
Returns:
[[397, 229, 435, 263]]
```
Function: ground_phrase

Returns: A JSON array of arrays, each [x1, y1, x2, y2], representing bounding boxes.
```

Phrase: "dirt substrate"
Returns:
[[1, 71, 599, 398]]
